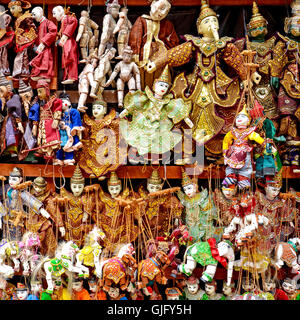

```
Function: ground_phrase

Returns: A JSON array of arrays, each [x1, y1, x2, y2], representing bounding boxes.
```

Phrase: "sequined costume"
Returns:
[[150, 36, 247, 147]]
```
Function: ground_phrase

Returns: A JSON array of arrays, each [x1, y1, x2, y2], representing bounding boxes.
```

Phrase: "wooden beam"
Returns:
[[0, 0, 293, 6]]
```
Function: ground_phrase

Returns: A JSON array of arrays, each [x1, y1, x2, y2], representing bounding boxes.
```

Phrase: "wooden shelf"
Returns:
[[0, 164, 299, 179], [0, 0, 293, 6]]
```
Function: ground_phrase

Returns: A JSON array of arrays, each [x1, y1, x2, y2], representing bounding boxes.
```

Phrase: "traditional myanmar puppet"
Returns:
[[76, 10, 99, 63], [181, 276, 205, 300], [59, 165, 95, 247], [54, 92, 84, 166], [263, 277, 289, 300], [52, 6, 78, 85], [30, 6, 57, 83], [78, 49, 99, 112], [90, 47, 116, 100], [0, 167, 51, 241], [15, 283, 30, 300], [104, 46, 141, 108], [145, 0, 261, 155], [221, 281, 236, 300], [88, 277, 107, 300], [114, 6, 132, 59], [282, 278, 300, 300], [222, 105, 267, 190], [138, 168, 183, 239], [165, 287, 182, 300], [8, 0, 37, 80], [176, 168, 218, 242], [71, 278, 90, 300], [0, 5, 14, 76], [28, 79, 62, 160], [98, 0, 120, 57], [128, 0, 179, 89], [92, 171, 139, 247], [255, 171, 297, 253], [78, 98, 125, 178], [268, 0, 300, 143], [119, 65, 193, 163], [0, 93, 24, 158], [201, 280, 224, 300], [29, 176, 65, 257]]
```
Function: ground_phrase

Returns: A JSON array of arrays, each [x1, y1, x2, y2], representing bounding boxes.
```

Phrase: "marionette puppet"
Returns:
[[200, 280, 225, 300], [0, 5, 14, 76], [30, 6, 57, 83], [0, 167, 51, 241], [262, 277, 289, 300], [8, 0, 37, 80], [90, 47, 116, 100], [78, 49, 99, 112], [71, 277, 90, 300], [104, 46, 141, 108], [28, 79, 62, 160], [281, 278, 300, 300], [52, 5, 78, 85], [181, 276, 205, 300], [129, 0, 180, 89], [119, 65, 193, 164], [88, 277, 107, 300], [221, 281, 236, 300], [176, 168, 218, 242], [114, 6, 132, 59], [98, 0, 120, 58], [54, 92, 84, 166], [78, 98, 125, 178], [76, 10, 99, 63]]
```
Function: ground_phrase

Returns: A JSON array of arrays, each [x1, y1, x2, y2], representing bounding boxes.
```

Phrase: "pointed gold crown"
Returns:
[[148, 169, 162, 185], [181, 167, 194, 187], [247, 1, 267, 31], [197, 0, 217, 27], [154, 65, 171, 86], [108, 171, 121, 186], [33, 176, 47, 188], [237, 104, 251, 121], [71, 165, 85, 184]]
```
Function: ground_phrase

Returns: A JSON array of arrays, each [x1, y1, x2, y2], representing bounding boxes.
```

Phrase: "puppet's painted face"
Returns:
[[205, 283, 216, 295], [288, 17, 300, 37], [109, 6, 120, 19], [147, 183, 162, 194], [122, 52, 132, 63], [16, 289, 28, 300], [187, 283, 199, 295], [153, 81, 170, 97], [20, 91, 33, 106], [282, 281, 296, 294], [9, 4, 22, 18], [150, 0, 171, 21], [92, 104, 106, 119], [70, 183, 84, 197], [52, 6, 64, 22], [265, 185, 280, 200], [32, 184, 46, 197], [88, 282, 97, 293], [31, 7, 43, 22], [72, 281, 83, 292], [263, 281, 275, 292], [108, 287, 119, 299], [9, 176, 22, 188], [61, 98, 71, 111], [183, 183, 197, 198], [235, 114, 250, 128], [223, 284, 233, 296], [37, 87, 47, 101], [242, 281, 254, 292], [108, 184, 122, 198], [222, 187, 237, 199], [198, 16, 219, 40], [248, 23, 268, 39]]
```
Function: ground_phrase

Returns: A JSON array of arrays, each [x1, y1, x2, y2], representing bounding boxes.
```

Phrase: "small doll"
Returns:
[[222, 281, 236, 300], [107, 286, 127, 300], [72, 278, 90, 300], [282, 278, 300, 300], [54, 92, 84, 166], [76, 10, 99, 63], [223, 105, 271, 190], [182, 276, 205, 300], [30, 6, 57, 83], [201, 280, 224, 300], [104, 46, 141, 108], [15, 283, 29, 300], [52, 6, 78, 85], [119, 65, 193, 163]]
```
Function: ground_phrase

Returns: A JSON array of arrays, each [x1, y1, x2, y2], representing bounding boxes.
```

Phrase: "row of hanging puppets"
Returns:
[[0, 164, 299, 300], [0, 0, 300, 180]]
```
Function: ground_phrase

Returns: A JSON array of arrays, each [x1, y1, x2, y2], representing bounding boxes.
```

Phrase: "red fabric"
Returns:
[[30, 19, 57, 79], [61, 15, 78, 81], [0, 29, 14, 48], [207, 238, 228, 268], [274, 289, 289, 300]]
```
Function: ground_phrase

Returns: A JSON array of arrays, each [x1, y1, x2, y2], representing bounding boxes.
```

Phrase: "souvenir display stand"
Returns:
[[0, 0, 300, 301]]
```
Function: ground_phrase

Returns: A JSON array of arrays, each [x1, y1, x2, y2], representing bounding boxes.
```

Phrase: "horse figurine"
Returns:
[[18, 232, 41, 276], [178, 238, 235, 286], [31, 240, 88, 293], [272, 237, 300, 274], [137, 250, 171, 297], [223, 193, 269, 246], [0, 239, 20, 278], [98, 243, 137, 292], [75, 226, 106, 277]]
